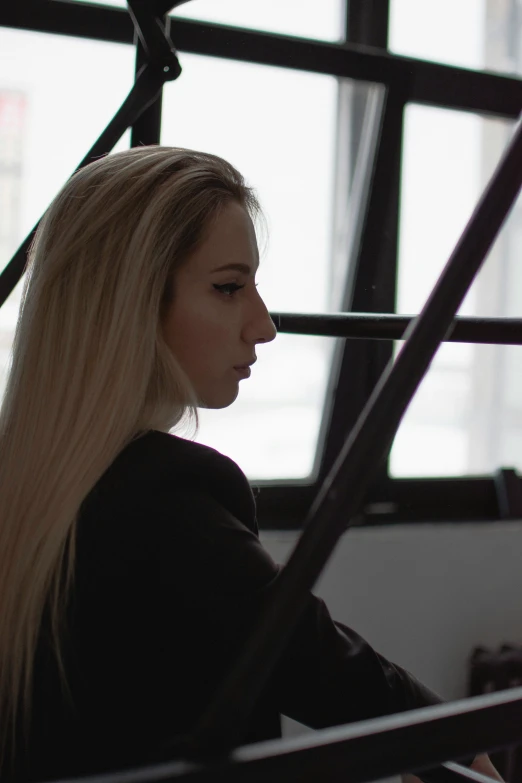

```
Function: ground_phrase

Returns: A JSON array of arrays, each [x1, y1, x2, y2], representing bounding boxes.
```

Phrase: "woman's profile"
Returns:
[[0, 146, 501, 783]]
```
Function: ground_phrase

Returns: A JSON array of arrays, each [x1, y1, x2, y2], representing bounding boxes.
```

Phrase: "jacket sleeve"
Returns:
[[267, 587, 444, 728], [149, 485, 444, 732]]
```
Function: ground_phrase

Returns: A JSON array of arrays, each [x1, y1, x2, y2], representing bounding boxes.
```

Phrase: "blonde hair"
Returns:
[[0, 145, 265, 774]]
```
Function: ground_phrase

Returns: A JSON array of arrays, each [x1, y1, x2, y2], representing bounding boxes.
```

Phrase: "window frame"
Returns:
[[2, 0, 522, 527]]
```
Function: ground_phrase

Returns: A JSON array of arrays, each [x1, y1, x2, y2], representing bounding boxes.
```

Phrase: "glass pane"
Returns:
[[0, 28, 134, 393], [64, 0, 346, 42], [160, 53, 346, 479], [390, 0, 522, 77], [391, 104, 522, 477], [172, 0, 345, 42]]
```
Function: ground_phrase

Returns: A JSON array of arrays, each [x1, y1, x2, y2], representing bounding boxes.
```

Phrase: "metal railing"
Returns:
[[53, 689, 522, 783], [270, 312, 522, 345]]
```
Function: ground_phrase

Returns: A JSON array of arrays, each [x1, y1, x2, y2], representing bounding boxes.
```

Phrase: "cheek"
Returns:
[[166, 304, 228, 366]]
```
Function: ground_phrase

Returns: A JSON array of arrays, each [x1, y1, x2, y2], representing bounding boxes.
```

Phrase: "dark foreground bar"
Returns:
[[186, 111, 522, 756], [56, 689, 522, 783], [270, 311, 522, 345]]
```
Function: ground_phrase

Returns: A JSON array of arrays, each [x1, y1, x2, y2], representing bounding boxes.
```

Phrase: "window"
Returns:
[[65, 0, 346, 43], [160, 52, 341, 479], [5, 1, 521, 517], [0, 28, 133, 393], [173, 0, 345, 42], [391, 105, 521, 477], [390, 0, 522, 78]]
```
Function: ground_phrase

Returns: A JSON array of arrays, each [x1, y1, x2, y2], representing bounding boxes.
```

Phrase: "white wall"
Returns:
[[260, 521, 522, 741]]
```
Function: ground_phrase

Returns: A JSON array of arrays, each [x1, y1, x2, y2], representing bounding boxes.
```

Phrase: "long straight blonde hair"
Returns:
[[0, 145, 265, 774]]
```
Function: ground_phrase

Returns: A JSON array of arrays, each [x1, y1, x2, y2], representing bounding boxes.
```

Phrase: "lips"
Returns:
[[234, 359, 257, 369]]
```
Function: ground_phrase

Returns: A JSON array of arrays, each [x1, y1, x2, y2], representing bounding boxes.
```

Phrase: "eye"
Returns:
[[213, 282, 245, 297], [213, 282, 259, 297]]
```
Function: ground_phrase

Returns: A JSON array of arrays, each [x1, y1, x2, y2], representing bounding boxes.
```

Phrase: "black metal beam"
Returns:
[[345, 0, 390, 48], [2, 0, 522, 536], [253, 475, 502, 529], [84, 689, 522, 783], [363, 475, 500, 525], [271, 312, 522, 345], [187, 110, 522, 757], [313, 0, 396, 520], [130, 36, 165, 147], [2, 1, 521, 119]]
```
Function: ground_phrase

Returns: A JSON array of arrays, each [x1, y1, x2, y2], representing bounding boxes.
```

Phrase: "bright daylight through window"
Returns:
[[389, 0, 522, 477], [3, 0, 520, 483], [159, 52, 339, 479], [0, 1, 344, 482], [0, 28, 134, 409], [65, 0, 345, 43]]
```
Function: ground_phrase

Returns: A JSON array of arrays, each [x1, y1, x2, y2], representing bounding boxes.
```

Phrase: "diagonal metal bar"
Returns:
[[0, 27, 180, 308], [66, 689, 522, 783], [436, 761, 498, 783], [127, 0, 182, 74], [183, 113, 522, 760], [270, 311, 522, 345]]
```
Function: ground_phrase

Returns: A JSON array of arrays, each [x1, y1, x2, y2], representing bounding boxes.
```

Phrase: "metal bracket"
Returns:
[[127, 0, 182, 80]]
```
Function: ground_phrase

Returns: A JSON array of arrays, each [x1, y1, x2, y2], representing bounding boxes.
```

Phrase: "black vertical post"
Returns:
[[319, 0, 400, 502], [130, 13, 169, 147]]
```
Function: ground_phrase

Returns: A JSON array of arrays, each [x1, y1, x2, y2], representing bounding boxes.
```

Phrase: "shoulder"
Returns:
[[82, 429, 258, 534], [76, 431, 277, 599]]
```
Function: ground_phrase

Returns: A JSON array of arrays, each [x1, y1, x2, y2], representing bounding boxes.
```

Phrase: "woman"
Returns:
[[0, 146, 501, 782]]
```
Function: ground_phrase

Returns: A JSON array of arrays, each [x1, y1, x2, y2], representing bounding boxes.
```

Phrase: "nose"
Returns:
[[243, 290, 278, 346]]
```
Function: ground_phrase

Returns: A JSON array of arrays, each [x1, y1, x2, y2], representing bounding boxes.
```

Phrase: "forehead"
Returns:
[[187, 201, 260, 273]]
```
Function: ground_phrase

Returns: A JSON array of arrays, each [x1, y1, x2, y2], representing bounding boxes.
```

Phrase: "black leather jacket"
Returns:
[[16, 430, 443, 782]]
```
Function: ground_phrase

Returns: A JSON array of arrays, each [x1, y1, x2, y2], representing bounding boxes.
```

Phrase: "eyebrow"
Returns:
[[211, 262, 258, 275]]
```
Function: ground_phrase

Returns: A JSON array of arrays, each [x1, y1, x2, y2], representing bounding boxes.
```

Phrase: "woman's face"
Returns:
[[162, 200, 277, 408]]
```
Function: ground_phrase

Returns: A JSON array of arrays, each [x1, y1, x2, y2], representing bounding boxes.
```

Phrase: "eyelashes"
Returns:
[[213, 283, 245, 297], [213, 282, 259, 297]]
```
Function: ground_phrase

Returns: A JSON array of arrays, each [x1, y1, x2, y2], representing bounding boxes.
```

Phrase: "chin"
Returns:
[[197, 387, 239, 409]]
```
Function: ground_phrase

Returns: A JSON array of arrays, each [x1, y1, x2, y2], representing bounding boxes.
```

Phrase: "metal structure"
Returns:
[[3, 1, 522, 528], [1, 1, 522, 782], [32, 689, 522, 783]]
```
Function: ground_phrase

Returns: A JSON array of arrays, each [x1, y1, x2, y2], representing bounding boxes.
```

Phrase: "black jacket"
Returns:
[[18, 430, 442, 782]]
